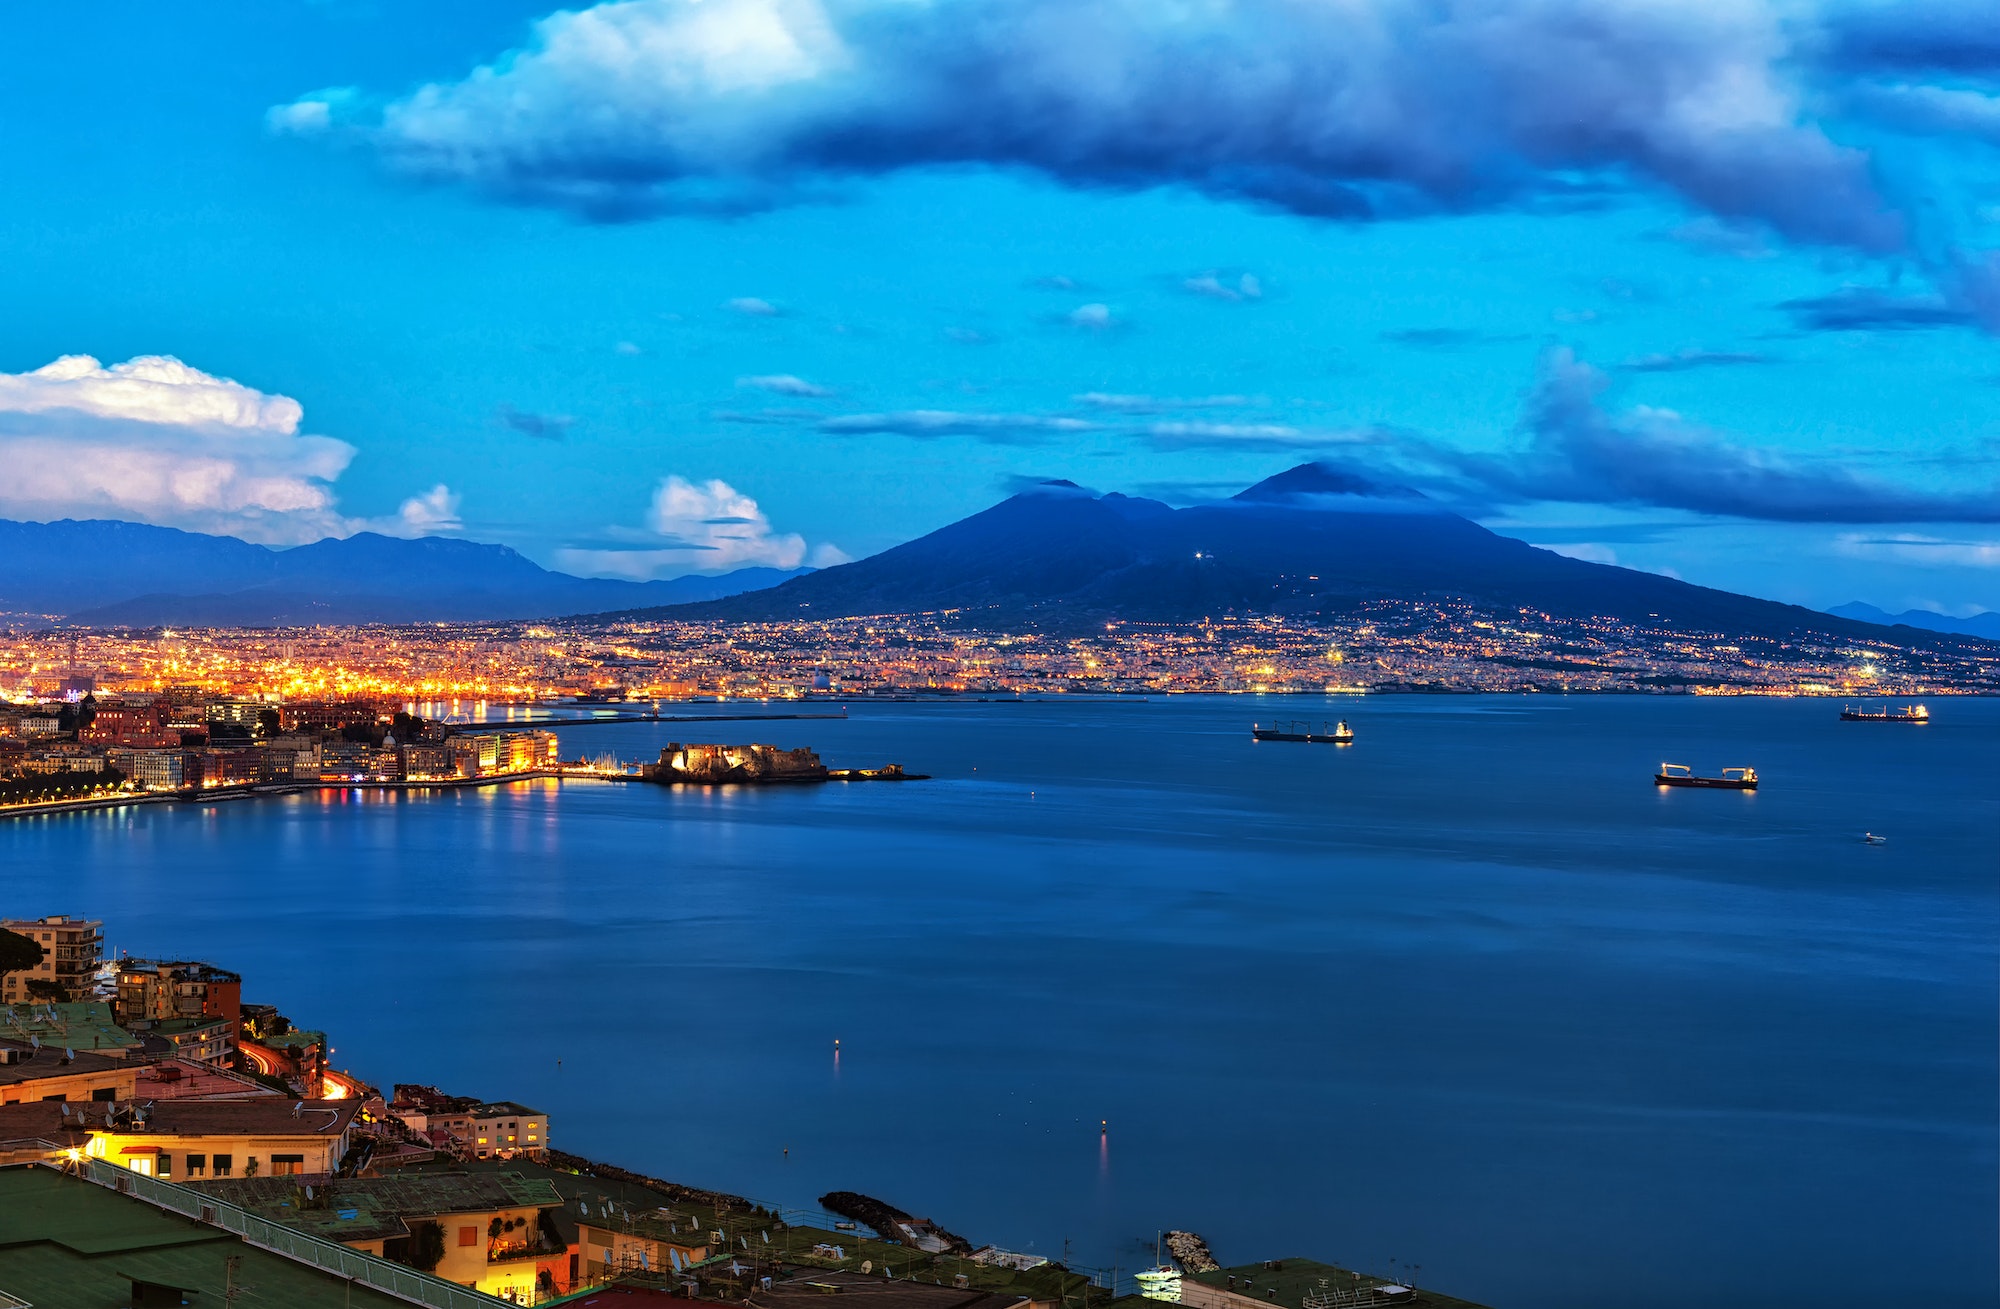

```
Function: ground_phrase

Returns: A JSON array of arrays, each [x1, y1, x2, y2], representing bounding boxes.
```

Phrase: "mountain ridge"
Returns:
[[0, 519, 806, 625], [602, 466, 1963, 643], [1827, 601, 2000, 641]]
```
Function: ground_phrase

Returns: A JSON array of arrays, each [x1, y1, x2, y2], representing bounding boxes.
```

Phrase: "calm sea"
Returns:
[[4, 696, 1994, 1308]]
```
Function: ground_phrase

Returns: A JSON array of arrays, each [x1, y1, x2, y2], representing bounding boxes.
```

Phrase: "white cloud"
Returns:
[[394, 484, 463, 535], [265, 87, 359, 137], [726, 296, 782, 316], [1068, 303, 1115, 329], [0, 354, 451, 545], [809, 542, 852, 566], [739, 373, 832, 396], [557, 474, 814, 578], [1183, 273, 1263, 302]]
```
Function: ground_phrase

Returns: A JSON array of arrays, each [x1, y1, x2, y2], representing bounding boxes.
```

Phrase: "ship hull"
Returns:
[[1838, 713, 1927, 722], [1655, 775, 1758, 790], [1251, 730, 1352, 744]]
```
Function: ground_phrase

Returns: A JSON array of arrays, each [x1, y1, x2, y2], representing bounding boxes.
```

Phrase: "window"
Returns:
[[158, 1154, 172, 1178], [212, 1153, 233, 1177], [92, 1087, 117, 1101], [186, 1154, 206, 1177], [459, 1226, 479, 1247], [270, 1154, 305, 1176]]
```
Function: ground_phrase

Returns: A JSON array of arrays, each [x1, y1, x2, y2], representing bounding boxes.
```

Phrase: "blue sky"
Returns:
[[2, 1, 1997, 613]]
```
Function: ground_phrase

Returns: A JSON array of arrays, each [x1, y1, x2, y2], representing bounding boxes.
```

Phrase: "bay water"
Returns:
[[3, 695, 1993, 1308]]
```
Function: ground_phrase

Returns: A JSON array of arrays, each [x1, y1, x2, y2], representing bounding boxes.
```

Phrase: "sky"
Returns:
[[2, 0, 1998, 614]]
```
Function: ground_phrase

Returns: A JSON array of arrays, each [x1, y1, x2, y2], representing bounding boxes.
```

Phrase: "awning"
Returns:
[[118, 1145, 160, 1155]]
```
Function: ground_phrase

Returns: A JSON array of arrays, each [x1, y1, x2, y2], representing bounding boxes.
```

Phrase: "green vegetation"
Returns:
[[0, 927, 42, 975]]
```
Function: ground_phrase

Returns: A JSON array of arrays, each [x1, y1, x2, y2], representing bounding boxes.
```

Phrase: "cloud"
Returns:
[[1143, 421, 1375, 452], [1777, 287, 1976, 331], [499, 404, 574, 439], [394, 484, 463, 534], [1616, 348, 1775, 372], [1833, 532, 2000, 569], [556, 474, 811, 577], [352, 0, 1906, 255], [1182, 273, 1262, 302], [1067, 303, 1118, 330], [818, 410, 1099, 443], [738, 373, 833, 397], [808, 542, 853, 566], [1075, 392, 1252, 413], [265, 87, 360, 136], [0, 354, 365, 544], [1440, 347, 2000, 522], [725, 296, 782, 317], [615, 340, 645, 355]]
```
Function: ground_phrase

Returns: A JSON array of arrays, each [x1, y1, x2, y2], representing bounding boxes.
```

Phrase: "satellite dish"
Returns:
[[863, 1261, 874, 1275]]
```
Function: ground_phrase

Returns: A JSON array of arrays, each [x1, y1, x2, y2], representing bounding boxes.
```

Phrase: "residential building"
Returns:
[[0, 915, 103, 1004], [114, 959, 243, 1037], [0, 1096, 361, 1178], [0, 1042, 138, 1106], [130, 1014, 234, 1067], [0, 1001, 142, 1059], [466, 1102, 549, 1160], [0, 1162, 475, 1307], [187, 1169, 576, 1302]]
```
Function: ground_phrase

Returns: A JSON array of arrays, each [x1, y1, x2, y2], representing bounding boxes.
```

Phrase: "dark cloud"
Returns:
[[1778, 288, 1976, 332], [1438, 349, 2000, 522], [498, 405, 572, 439], [356, 0, 1905, 253], [1826, 2, 2000, 75], [1617, 348, 1775, 372]]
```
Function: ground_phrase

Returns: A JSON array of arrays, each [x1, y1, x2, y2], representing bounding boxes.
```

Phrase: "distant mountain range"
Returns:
[[1826, 601, 2000, 641], [615, 464, 1952, 641], [0, 519, 805, 626]]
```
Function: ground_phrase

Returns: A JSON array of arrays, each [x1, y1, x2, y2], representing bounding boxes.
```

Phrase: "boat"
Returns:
[[1654, 763, 1758, 790], [1839, 703, 1928, 722], [1251, 720, 1354, 744]]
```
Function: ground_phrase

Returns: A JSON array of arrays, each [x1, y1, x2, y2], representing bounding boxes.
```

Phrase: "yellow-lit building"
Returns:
[[0, 1096, 360, 1178], [0, 915, 103, 1003], [0, 1043, 137, 1106]]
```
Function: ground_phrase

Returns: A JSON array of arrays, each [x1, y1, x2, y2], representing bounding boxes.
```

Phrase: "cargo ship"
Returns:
[[1839, 703, 1928, 722], [1655, 763, 1758, 790], [1251, 719, 1354, 744]]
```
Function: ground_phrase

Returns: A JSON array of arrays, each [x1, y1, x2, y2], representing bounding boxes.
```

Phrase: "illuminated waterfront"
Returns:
[[3, 695, 1992, 1309]]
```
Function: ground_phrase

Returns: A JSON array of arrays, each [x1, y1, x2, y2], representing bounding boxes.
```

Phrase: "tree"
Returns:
[[0, 928, 42, 977], [24, 979, 65, 1001], [408, 1220, 446, 1273], [257, 708, 281, 738]]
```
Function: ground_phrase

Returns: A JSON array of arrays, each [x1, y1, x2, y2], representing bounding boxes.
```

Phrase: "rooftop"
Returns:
[[0, 1163, 424, 1307], [0, 1042, 129, 1089], [185, 1170, 565, 1244], [1191, 1260, 1492, 1309], [0, 1097, 359, 1141]]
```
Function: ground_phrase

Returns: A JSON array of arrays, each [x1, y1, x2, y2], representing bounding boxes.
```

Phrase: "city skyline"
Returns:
[[1, 1, 1998, 616]]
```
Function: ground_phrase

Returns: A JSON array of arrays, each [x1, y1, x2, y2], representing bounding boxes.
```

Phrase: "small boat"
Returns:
[[1839, 703, 1928, 722], [1655, 763, 1758, 790], [1252, 720, 1354, 744], [1863, 832, 1887, 845]]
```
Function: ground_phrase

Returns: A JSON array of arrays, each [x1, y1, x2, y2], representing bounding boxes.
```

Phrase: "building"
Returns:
[[0, 915, 103, 1004], [465, 1102, 549, 1160], [0, 1161, 484, 1307], [577, 1209, 711, 1283], [0, 1042, 138, 1106], [187, 1169, 577, 1302], [114, 959, 244, 1037], [119, 748, 192, 789], [0, 1096, 362, 1178], [133, 1014, 235, 1067], [0, 1001, 143, 1059]]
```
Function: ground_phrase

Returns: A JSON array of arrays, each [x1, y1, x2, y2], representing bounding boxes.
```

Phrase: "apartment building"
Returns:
[[0, 915, 103, 1004]]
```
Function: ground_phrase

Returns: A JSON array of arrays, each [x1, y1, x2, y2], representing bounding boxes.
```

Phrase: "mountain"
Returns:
[[605, 465, 1945, 641], [0, 519, 806, 626], [1827, 601, 2000, 641]]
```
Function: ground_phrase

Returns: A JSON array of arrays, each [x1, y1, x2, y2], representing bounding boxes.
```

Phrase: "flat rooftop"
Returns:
[[1191, 1259, 1492, 1309], [0, 1163, 425, 1307]]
